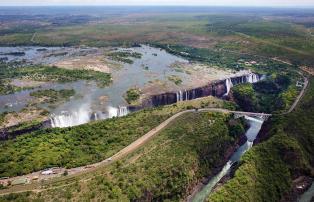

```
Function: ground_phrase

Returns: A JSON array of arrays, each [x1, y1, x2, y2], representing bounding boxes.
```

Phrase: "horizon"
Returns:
[[1, 0, 314, 7], [1, 5, 314, 9]]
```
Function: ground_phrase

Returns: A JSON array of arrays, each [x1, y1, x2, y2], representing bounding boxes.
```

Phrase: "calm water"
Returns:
[[0, 46, 98, 64], [0, 45, 188, 118]]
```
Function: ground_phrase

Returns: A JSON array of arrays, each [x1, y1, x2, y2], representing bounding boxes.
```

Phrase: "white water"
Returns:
[[224, 78, 234, 96], [50, 105, 129, 128], [224, 73, 261, 96], [246, 72, 259, 83], [50, 106, 91, 128], [191, 116, 264, 202], [107, 106, 129, 118], [177, 90, 189, 102], [176, 90, 184, 102]]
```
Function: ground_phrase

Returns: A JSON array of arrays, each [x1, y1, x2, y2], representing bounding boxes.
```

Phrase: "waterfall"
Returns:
[[118, 106, 129, 117], [94, 112, 98, 121], [224, 78, 234, 96], [185, 90, 189, 101], [50, 105, 129, 128], [50, 107, 91, 128], [176, 90, 183, 102], [246, 73, 259, 83], [107, 106, 129, 118]]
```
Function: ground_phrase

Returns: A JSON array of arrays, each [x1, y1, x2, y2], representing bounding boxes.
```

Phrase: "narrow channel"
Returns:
[[190, 116, 264, 202], [299, 182, 314, 202]]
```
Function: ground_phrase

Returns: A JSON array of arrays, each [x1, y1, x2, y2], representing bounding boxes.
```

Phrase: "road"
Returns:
[[0, 108, 270, 195], [285, 76, 309, 114], [30, 32, 36, 43], [0, 75, 308, 196]]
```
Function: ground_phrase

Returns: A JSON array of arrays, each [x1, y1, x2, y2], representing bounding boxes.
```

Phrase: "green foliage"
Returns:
[[0, 79, 33, 95], [0, 112, 245, 201], [153, 43, 244, 70], [232, 83, 258, 112], [0, 113, 6, 125], [107, 51, 142, 64], [0, 63, 111, 87], [0, 97, 228, 177], [232, 73, 299, 113], [30, 89, 75, 104], [167, 75, 182, 85], [228, 118, 246, 138], [208, 77, 314, 202], [124, 88, 141, 104]]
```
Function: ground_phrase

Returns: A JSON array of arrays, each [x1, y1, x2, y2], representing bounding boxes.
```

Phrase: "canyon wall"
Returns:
[[140, 73, 262, 108]]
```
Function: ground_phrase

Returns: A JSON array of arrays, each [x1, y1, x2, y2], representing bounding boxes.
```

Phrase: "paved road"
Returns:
[[283, 75, 309, 114], [0, 108, 270, 195]]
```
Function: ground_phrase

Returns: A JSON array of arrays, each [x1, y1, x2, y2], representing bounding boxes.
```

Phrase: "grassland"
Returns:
[[208, 76, 314, 201], [1, 10, 313, 68]]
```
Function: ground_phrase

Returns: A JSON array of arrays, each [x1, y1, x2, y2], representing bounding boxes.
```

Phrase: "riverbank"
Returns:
[[186, 131, 247, 202], [207, 77, 314, 202]]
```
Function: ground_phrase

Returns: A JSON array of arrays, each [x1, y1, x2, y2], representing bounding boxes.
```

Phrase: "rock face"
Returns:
[[0, 120, 50, 141], [141, 73, 262, 108]]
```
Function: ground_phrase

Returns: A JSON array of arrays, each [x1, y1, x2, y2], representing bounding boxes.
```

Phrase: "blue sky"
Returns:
[[1, 0, 314, 7]]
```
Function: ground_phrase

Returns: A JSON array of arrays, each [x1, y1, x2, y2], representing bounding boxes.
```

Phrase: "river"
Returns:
[[190, 116, 264, 202]]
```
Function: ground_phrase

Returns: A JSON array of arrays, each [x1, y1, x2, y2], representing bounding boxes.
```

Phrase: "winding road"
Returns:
[[0, 75, 309, 196]]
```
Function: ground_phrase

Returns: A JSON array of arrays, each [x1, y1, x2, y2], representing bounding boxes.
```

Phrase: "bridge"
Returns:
[[196, 108, 272, 121], [231, 111, 272, 121]]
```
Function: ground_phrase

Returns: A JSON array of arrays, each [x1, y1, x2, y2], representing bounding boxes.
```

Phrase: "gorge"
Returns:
[[49, 72, 262, 128]]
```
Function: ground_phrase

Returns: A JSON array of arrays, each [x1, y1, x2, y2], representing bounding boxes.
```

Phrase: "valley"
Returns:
[[0, 5, 313, 202]]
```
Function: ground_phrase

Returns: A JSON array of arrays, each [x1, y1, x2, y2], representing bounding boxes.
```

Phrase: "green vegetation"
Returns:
[[0, 11, 313, 68], [0, 113, 6, 126], [124, 88, 141, 104], [0, 111, 245, 201], [208, 77, 314, 202], [0, 63, 111, 87], [30, 89, 75, 104], [0, 96, 231, 177], [232, 73, 300, 113], [167, 75, 183, 85], [106, 51, 142, 64], [0, 79, 23, 95], [0, 79, 30, 95]]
